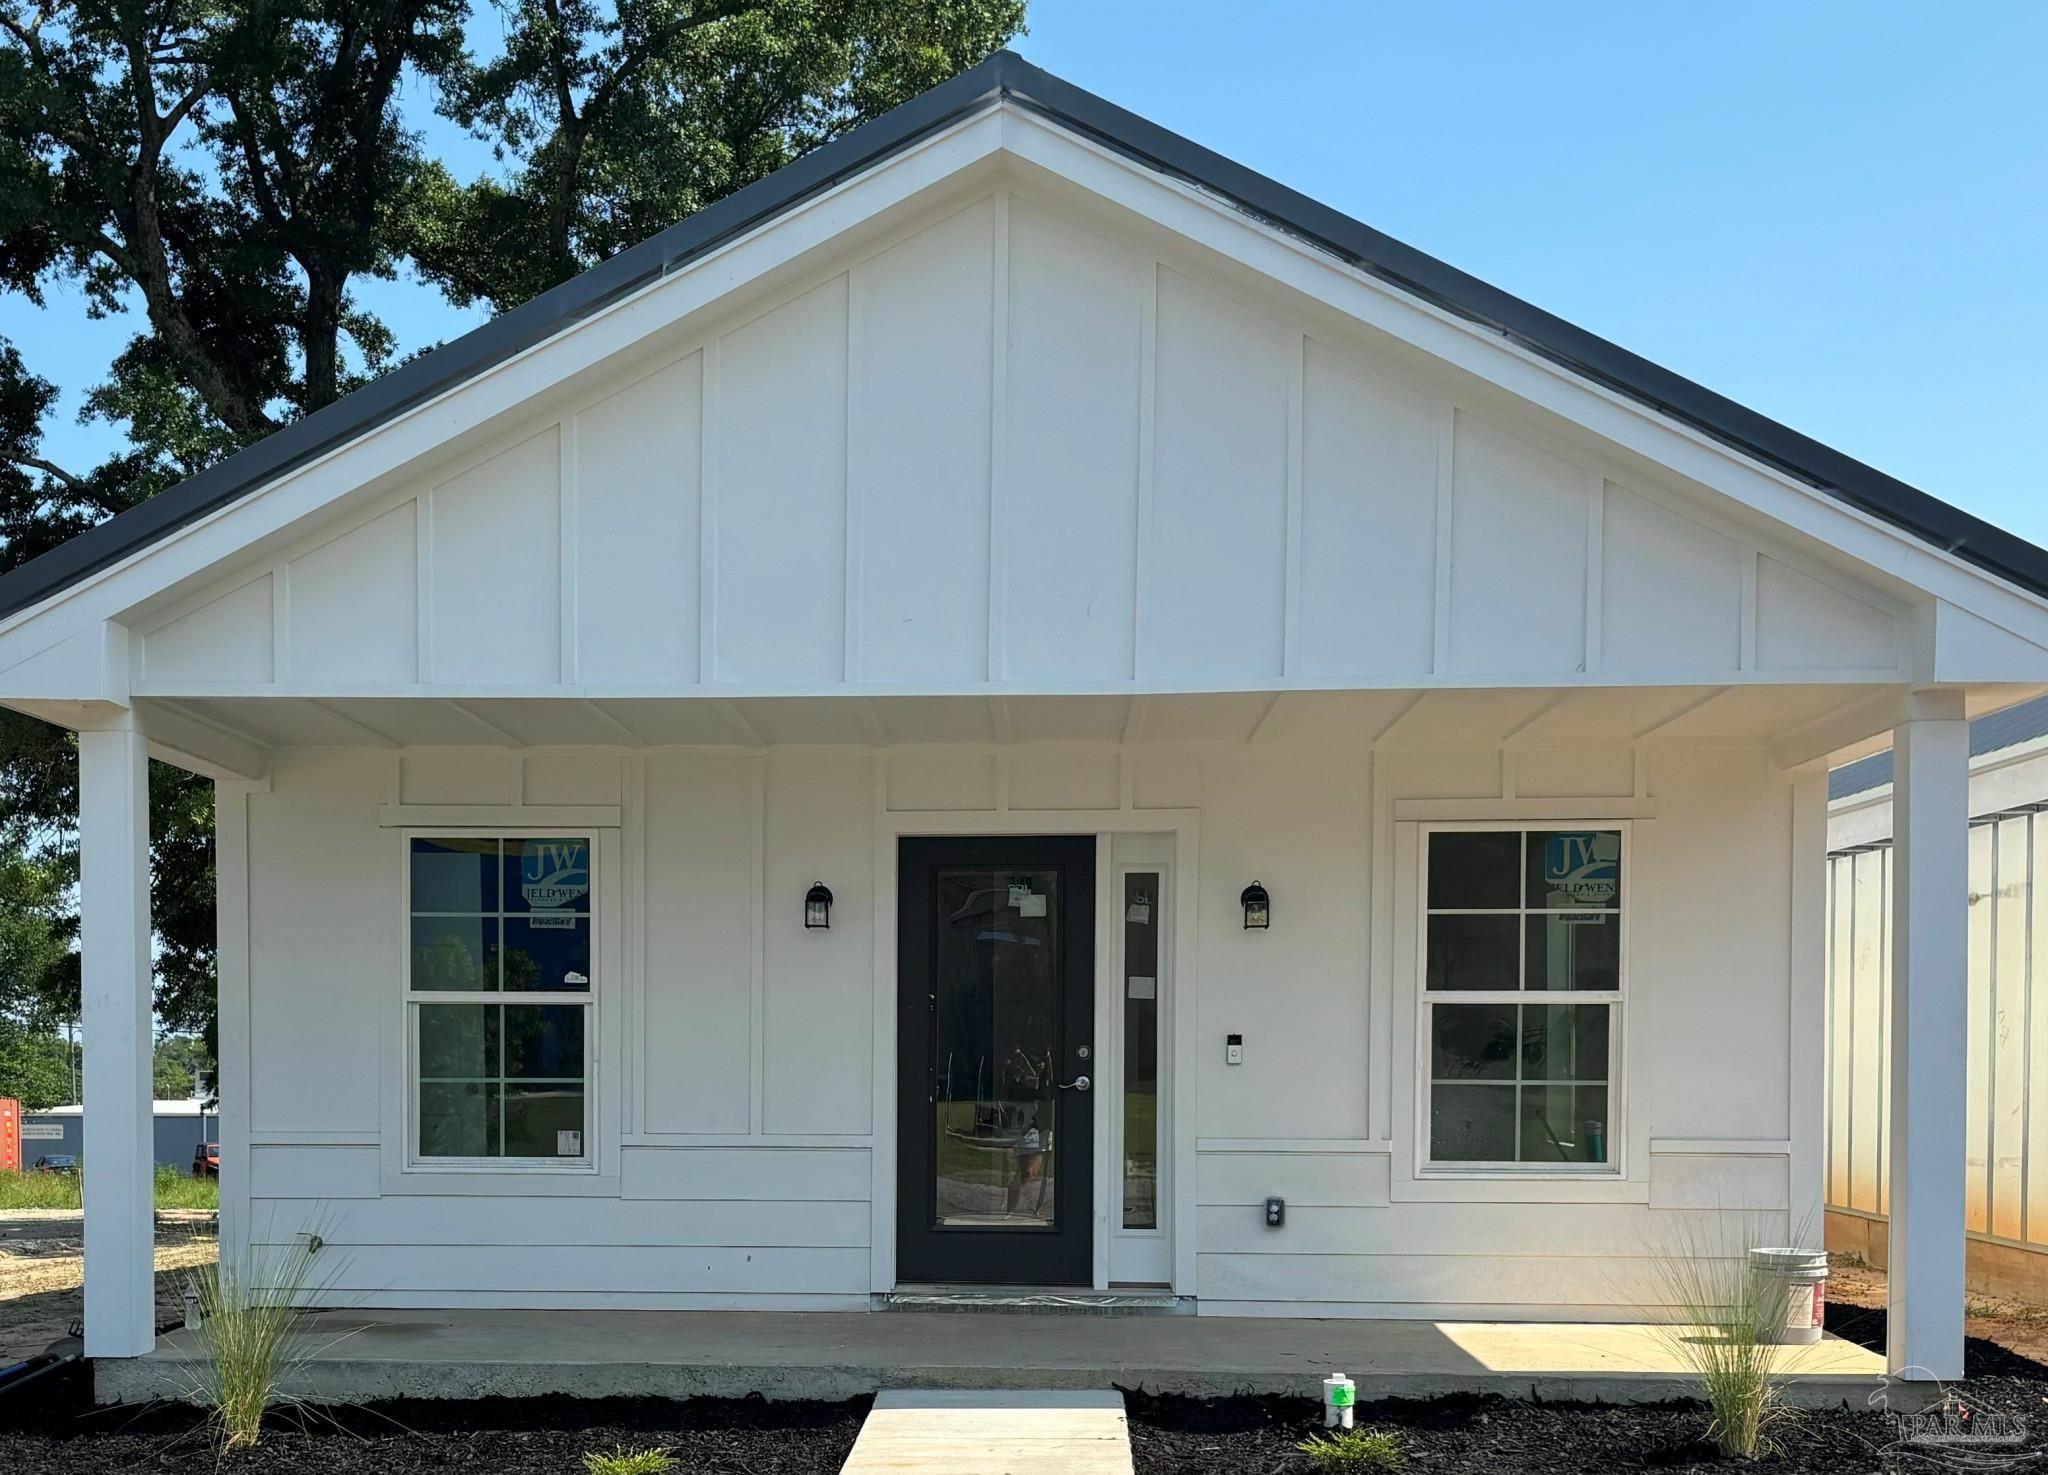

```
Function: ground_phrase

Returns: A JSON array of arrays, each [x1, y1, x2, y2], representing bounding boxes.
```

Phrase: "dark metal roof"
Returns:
[[1830, 693, 2048, 802], [6, 49, 2047, 625]]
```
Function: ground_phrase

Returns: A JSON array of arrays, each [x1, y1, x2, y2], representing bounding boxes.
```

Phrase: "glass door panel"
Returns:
[[932, 867, 1061, 1228]]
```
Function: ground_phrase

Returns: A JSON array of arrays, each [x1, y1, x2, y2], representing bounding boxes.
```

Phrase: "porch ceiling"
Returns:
[[139, 683, 1917, 757]]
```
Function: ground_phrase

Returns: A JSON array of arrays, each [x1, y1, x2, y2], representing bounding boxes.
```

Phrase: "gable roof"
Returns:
[[4, 49, 2043, 626]]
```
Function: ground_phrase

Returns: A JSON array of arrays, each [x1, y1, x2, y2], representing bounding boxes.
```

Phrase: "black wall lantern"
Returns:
[[1240, 881, 1271, 930], [804, 883, 834, 930]]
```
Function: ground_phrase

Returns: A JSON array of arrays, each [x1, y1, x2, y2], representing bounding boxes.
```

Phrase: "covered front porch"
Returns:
[[98, 1304, 1889, 1407], [43, 681, 1988, 1391]]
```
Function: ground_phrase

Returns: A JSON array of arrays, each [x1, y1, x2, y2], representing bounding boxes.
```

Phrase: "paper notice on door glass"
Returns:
[[556, 1130, 583, 1157], [1127, 974, 1157, 1000], [1017, 893, 1047, 917]]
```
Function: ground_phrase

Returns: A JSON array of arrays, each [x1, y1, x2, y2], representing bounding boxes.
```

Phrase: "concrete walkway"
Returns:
[[840, 1390, 1131, 1475], [98, 1307, 1888, 1407]]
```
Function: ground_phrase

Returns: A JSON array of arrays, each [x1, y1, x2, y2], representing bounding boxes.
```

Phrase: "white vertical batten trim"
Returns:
[[867, 754, 895, 1291], [624, 753, 646, 1136], [1131, 259, 1159, 681], [214, 779, 254, 1273], [698, 337, 720, 684], [558, 416, 579, 684], [1739, 546, 1760, 671], [986, 190, 1010, 683], [1431, 405, 1457, 674], [749, 754, 768, 1136], [1788, 767, 1828, 1246], [1282, 332, 1306, 678], [1583, 472, 1604, 675], [1366, 748, 1392, 1139], [415, 491, 434, 683], [269, 561, 291, 685], [843, 267, 864, 683]]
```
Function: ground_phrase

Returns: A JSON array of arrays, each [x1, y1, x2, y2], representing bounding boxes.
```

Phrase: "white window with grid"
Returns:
[[1418, 824, 1625, 1174], [405, 833, 595, 1169]]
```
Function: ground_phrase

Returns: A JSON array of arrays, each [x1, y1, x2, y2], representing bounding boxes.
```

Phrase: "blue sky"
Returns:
[[7, 1, 2045, 541]]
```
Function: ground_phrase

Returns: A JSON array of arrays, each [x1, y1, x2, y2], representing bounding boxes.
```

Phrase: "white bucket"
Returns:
[[1749, 1247, 1828, 1345]]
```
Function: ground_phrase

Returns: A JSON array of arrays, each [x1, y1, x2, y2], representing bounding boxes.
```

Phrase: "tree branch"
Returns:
[[8, 454, 85, 493]]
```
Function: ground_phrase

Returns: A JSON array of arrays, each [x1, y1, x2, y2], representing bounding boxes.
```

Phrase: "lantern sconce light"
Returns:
[[804, 883, 834, 930], [1240, 881, 1271, 930]]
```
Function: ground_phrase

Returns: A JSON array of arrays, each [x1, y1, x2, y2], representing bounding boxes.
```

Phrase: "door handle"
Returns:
[[1056, 1074, 1091, 1092]]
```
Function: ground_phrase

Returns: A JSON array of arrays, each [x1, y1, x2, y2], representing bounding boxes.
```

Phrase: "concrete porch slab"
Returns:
[[97, 1308, 1888, 1409]]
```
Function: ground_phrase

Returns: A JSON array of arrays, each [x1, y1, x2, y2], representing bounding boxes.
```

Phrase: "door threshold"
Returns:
[[875, 1285, 1191, 1315]]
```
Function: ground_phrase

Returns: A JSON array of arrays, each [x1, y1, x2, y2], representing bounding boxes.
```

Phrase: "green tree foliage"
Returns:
[[409, 0, 1023, 311], [0, 844, 75, 1106], [0, 1, 1022, 1078], [0, 1019, 74, 1108], [154, 1030, 209, 1098]]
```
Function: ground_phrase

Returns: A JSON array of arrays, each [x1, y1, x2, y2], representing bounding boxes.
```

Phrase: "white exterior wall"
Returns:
[[222, 739, 1818, 1317]]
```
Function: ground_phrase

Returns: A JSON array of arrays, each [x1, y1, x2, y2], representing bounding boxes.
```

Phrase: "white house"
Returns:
[[2, 52, 2042, 1384]]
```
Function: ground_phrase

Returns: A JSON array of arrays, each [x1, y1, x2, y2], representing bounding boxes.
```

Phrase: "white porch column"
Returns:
[[1887, 691, 1969, 1381], [80, 715, 156, 1358]]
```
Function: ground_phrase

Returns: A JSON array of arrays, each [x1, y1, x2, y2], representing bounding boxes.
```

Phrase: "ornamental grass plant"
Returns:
[[1648, 1216, 1809, 1458], [185, 1230, 344, 1451]]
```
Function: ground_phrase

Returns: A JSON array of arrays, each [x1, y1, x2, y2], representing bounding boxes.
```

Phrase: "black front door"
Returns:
[[896, 835, 1096, 1286]]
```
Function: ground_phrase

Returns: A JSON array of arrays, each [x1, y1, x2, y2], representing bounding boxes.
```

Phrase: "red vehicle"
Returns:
[[192, 1142, 219, 1177]]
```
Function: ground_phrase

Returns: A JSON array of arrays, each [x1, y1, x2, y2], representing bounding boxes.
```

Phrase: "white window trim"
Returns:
[[1412, 819, 1630, 1183], [401, 827, 601, 1177]]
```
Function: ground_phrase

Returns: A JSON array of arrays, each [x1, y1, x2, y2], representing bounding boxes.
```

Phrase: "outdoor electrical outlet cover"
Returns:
[[1265, 1196, 1285, 1227]]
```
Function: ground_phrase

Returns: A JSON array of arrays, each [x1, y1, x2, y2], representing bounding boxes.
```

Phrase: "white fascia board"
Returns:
[[1928, 599, 2048, 684], [0, 619, 129, 704], [996, 111, 2048, 659], [0, 106, 1006, 686]]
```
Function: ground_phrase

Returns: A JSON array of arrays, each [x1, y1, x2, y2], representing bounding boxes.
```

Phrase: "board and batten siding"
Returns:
[[1826, 814, 2048, 1257], [226, 740, 1815, 1315], [133, 188, 1903, 699]]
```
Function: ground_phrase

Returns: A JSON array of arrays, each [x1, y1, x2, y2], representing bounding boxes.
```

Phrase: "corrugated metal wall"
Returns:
[[1826, 813, 2048, 1247]]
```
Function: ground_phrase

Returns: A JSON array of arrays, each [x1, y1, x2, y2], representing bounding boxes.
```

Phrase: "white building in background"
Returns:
[[1827, 695, 2048, 1298], [1, 51, 2043, 1391], [23, 1099, 219, 1170]]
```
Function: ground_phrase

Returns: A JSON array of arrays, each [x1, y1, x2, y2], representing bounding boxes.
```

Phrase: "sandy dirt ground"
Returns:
[[1828, 1249, 2048, 1366], [0, 1208, 218, 1364]]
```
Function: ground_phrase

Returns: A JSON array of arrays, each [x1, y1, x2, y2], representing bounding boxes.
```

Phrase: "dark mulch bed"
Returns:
[[1125, 1303, 2048, 1473], [8, 1302, 2048, 1473], [0, 1361, 870, 1473]]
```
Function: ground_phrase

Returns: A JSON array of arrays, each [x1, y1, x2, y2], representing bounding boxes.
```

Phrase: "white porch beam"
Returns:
[[79, 713, 156, 1358], [1887, 689, 1969, 1381], [142, 699, 271, 782], [1770, 688, 1915, 772]]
